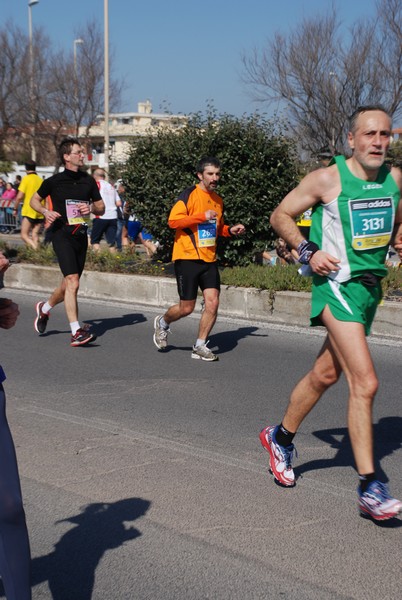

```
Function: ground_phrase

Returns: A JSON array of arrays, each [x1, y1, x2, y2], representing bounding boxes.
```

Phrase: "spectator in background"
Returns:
[[121, 184, 159, 257], [2, 182, 17, 202], [275, 237, 297, 265], [0, 183, 17, 233], [13, 162, 44, 250], [115, 181, 126, 251], [126, 216, 159, 258], [90, 169, 122, 254], [12, 175, 22, 192]]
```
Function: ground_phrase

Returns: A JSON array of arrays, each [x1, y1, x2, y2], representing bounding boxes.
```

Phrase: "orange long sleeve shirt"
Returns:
[[168, 184, 231, 262]]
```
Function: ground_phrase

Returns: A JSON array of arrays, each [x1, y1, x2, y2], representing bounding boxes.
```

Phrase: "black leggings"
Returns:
[[0, 384, 31, 600]]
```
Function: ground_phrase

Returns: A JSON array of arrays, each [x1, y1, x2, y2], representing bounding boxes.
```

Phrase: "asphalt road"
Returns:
[[1, 289, 402, 600]]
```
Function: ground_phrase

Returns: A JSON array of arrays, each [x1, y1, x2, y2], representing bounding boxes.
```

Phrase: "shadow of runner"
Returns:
[[210, 326, 267, 354], [296, 416, 402, 484], [29, 497, 151, 600], [83, 313, 146, 337], [165, 326, 266, 355]]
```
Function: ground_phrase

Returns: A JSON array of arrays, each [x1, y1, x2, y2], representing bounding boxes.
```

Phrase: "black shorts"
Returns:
[[90, 218, 117, 246], [174, 259, 220, 301], [52, 225, 88, 277], [23, 216, 44, 225]]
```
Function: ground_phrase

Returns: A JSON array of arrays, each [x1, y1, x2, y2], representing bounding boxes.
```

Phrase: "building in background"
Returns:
[[80, 101, 188, 168]]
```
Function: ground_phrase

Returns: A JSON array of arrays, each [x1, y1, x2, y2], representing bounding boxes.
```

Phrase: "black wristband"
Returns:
[[297, 240, 319, 264]]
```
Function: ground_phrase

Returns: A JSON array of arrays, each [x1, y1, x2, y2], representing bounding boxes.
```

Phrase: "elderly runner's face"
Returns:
[[348, 110, 391, 172]]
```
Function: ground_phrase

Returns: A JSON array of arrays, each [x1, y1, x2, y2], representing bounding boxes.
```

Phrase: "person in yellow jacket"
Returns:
[[153, 156, 245, 361], [13, 162, 44, 249]]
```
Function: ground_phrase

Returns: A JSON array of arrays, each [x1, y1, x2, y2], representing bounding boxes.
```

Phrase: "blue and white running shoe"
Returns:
[[358, 481, 402, 521]]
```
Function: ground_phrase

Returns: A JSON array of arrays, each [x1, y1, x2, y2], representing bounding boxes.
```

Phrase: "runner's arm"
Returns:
[[30, 192, 61, 224], [270, 170, 327, 248], [270, 168, 340, 274], [87, 199, 105, 216], [168, 200, 209, 229], [13, 190, 24, 213]]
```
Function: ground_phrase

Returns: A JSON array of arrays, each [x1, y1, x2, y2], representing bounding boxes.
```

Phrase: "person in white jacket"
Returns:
[[90, 169, 122, 253]]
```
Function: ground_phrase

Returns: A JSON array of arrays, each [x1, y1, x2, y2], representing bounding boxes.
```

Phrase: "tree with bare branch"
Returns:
[[0, 18, 123, 167], [242, 0, 402, 157], [0, 21, 32, 160]]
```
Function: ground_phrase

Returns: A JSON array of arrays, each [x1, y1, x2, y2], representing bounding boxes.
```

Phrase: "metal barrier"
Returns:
[[0, 199, 20, 234]]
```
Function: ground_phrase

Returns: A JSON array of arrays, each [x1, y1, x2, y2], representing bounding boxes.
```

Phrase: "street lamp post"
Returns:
[[73, 38, 84, 118], [104, 0, 109, 177], [28, 0, 39, 162], [329, 71, 337, 152], [73, 38, 84, 75]]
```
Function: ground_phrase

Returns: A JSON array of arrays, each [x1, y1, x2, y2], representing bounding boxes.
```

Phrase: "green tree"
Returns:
[[121, 111, 299, 266], [387, 139, 402, 168]]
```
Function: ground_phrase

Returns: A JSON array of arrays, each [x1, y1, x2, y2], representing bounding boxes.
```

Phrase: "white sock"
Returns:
[[70, 321, 80, 335], [160, 316, 169, 330], [42, 301, 53, 314], [195, 339, 205, 348]]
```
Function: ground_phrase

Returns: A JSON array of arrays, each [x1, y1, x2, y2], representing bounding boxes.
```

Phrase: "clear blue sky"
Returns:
[[6, 0, 378, 116]]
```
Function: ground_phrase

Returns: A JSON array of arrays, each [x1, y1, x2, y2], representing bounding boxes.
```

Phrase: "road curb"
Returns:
[[4, 263, 402, 339]]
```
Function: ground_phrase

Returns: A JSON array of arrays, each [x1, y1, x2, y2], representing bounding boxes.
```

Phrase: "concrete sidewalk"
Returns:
[[4, 262, 402, 340]]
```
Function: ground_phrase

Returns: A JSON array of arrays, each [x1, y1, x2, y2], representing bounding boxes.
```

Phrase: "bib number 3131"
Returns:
[[349, 197, 394, 250]]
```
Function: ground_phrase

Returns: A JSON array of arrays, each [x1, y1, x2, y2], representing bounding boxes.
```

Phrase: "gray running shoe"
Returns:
[[191, 341, 218, 361], [34, 301, 49, 334], [153, 315, 169, 350]]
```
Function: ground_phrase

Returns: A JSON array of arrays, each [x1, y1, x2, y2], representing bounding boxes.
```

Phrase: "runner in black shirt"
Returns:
[[30, 138, 105, 346]]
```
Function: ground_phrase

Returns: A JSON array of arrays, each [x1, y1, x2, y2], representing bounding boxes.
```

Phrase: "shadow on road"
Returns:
[[82, 312, 147, 337], [29, 496, 151, 600], [296, 416, 402, 527], [164, 326, 266, 355], [296, 416, 402, 483], [36, 313, 146, 339], [210, 326, 267, 354]]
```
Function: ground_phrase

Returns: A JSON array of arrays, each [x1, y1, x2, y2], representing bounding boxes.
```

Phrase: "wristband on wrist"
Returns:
[[297, 240, 319, 264]]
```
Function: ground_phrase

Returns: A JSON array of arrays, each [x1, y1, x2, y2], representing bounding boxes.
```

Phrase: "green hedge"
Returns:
[[121, 111, 299, 266]]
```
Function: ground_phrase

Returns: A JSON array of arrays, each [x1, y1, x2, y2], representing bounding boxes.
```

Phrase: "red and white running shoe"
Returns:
[[259, 425, 297, 487]]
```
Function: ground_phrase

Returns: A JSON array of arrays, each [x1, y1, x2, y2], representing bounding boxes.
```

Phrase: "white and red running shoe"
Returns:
[[259, 425, 297, 487], [358, 481, 402, 521], [70, 327, 97, 347]]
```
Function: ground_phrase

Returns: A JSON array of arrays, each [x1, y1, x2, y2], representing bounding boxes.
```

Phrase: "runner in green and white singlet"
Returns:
[[261, 105, 402, 521]]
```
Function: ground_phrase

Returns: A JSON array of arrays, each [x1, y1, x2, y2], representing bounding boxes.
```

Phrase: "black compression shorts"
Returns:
[[174, 259, 220, 301], [52, 224, 88, 277]]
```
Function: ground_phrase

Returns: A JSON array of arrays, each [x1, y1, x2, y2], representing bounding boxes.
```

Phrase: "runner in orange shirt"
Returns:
[[153, 156, 245, 361]]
